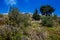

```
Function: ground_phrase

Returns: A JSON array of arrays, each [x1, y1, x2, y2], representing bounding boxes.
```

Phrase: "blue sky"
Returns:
[[0, 0, 60, 16]]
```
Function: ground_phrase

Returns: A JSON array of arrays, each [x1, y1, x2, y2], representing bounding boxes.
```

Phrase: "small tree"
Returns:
[[40, 5, 55, 16], [32, 9, 40, 20]]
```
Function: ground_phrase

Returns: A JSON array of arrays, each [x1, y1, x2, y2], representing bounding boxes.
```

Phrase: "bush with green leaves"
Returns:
[[52, 14, 57, 21], [8, 7, 31, 27], [41, 16, 53, 27], [19, 13, 31, 27], [8, 7, 20, 27], [0, 14, 3, 17], [57, 17, 60, 24], [0, 14, 4, 25]]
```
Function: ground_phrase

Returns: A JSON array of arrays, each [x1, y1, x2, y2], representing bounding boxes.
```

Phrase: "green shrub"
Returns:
[[20, 14, 31, 27], [0, 14, 3, 17], [8, 7, 20, 27], [58, 18, 60, 24], [8, 7, 31, 27], [41, 16, 53, 27]]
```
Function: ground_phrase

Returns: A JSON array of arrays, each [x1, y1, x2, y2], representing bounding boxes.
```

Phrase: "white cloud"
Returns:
[[5, 0, 16, 6], [2, 13, 8, 15]]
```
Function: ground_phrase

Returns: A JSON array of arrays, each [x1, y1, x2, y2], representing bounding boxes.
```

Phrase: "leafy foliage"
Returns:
[[41, 16, 54, 27], [57, 17, 60, 24], [8, 7, 20, 27], [0, 14, 4, 25], [0, 14, 3, 17], [19, 13, 31, 27], [40, 5, 55, 16], [53, 14, 57, 20]]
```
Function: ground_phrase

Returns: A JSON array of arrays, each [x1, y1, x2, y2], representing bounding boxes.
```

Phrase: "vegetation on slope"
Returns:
[[0, 5, 60, 40]]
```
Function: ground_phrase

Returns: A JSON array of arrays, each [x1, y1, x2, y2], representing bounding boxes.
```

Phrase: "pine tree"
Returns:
[[32, 9, 40, 20]]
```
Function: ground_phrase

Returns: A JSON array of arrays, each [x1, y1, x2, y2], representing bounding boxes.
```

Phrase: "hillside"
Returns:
[[0, 5, 60, 40], [0, 14, 60, 40]]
